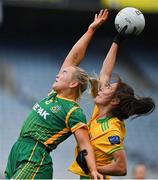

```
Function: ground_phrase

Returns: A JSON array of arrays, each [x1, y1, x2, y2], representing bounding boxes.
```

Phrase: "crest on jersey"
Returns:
[[108, 136, 120, 145], [45, 99, 54, 105], [51, 105, 61, 113]]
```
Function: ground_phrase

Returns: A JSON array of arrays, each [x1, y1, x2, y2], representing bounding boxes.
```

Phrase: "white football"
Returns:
[[115, 7, 145, 35]]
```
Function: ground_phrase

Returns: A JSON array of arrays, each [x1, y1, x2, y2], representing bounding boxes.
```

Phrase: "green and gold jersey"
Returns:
[[88, 106, 126, 165], [69, 105, 126, 179], [20, 91, 87, 151]]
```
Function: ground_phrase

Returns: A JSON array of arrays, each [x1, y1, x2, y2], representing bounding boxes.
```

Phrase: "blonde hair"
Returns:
[[72, 66, 89, 99], [72, 66, 100, 100], [89, 77, 99, 98]]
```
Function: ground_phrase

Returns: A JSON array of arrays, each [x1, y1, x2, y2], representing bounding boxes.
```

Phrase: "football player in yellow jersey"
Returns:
[[66, 9, 155, 179]]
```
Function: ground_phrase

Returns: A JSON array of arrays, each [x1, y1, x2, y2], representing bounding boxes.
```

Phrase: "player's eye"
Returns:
[[62, 70, 67, 74], [105, 82, 111, 89]]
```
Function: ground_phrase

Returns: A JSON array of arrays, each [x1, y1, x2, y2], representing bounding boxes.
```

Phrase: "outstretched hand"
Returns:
[[76, 150, 103, 179], [113, 26, 136, 45], [90, 170, 103, 180], [88, 9, 109, 32]]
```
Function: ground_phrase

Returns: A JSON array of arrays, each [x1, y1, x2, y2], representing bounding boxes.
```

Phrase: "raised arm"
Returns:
[[99, 26, 129, 87], [99, 42, 119, 87], [60, 9, 109, 71]]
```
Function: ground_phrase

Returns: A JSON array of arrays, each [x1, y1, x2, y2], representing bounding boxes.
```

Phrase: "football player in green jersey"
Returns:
[[4, 9, 109, 180], [64, 10, 155, 179]]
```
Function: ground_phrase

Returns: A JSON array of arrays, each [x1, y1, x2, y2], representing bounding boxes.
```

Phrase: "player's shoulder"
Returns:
[[109, 117, 125, 130], [70, 106, 85, 117]]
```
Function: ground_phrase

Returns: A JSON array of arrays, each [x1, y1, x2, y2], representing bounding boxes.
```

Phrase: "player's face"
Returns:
[[52, 66, 77, 92], [94, 83, 118, 105]]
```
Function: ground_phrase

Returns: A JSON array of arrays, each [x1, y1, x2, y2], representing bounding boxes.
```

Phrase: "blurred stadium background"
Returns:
[[0, 0, 158, 179]]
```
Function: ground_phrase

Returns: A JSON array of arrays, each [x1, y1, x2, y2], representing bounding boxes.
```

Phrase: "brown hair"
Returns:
[[111, 77, 155, 120]]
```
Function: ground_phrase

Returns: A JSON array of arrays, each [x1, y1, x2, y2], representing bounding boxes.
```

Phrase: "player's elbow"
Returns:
[[116, 164, 127, 176], [72, 50, 85, 64], [119, 168, 127, 176]]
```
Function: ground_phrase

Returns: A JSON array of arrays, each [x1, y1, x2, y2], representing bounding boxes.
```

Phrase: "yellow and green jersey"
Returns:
[[20, 91, 87, 151], [69, 105, 126, 179]]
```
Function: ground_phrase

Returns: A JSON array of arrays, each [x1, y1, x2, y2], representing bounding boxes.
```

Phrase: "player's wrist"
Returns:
[[113, 25, 128, 45], [88, 26, 97, 33], [113, 35, 124, 45], [89, 165, 98, 173]]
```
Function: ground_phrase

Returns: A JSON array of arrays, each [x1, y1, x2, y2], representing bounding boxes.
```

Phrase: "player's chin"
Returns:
[[52, 83, 58, 90], [94, 96, 107, 105], [94, 96, 99, 104]]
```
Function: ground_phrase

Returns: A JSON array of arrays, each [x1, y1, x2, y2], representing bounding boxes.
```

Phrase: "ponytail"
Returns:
[[72, 66, 89, 99], [111, 79, 155, 120], [72, 66, 100, 100], [130, 97, 155, 118], [88, 77, 99, 98]]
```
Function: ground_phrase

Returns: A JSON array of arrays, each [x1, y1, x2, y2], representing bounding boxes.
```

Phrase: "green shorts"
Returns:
[[80, 176, 91, 179], [5, 137, 53, 179]]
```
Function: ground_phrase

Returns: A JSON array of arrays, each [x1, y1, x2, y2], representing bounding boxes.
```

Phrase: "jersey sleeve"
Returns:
[[67, 108, 87, 133], [105, 130, 124, 155]]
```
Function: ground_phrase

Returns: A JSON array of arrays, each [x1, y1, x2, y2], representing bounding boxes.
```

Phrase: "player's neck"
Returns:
[[97, 104, 112, 119], [58, 90, 77, 101]]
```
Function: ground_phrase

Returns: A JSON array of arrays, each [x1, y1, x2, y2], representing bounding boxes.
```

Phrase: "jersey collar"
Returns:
[[97, 116, 112, 123], [56, 94, 79, 106]]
